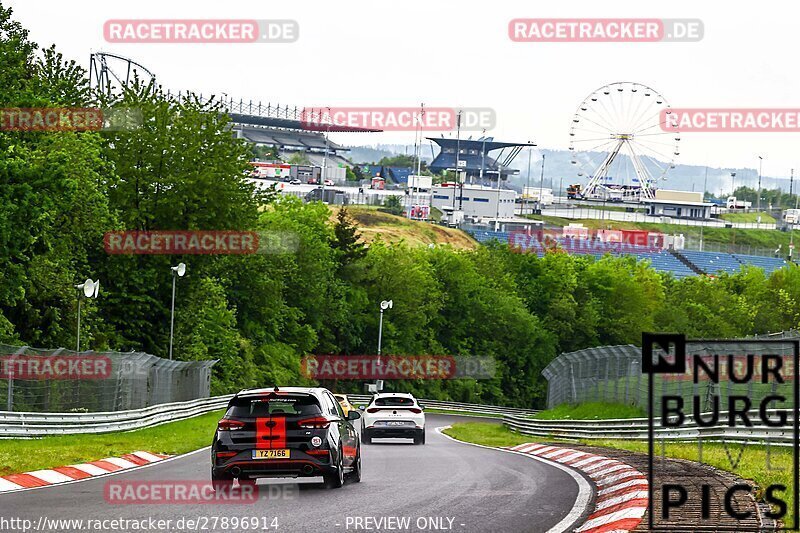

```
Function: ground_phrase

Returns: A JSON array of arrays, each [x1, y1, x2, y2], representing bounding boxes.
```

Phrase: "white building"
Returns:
[[646, 189, 713, 219], [430, 185, 516, 221]]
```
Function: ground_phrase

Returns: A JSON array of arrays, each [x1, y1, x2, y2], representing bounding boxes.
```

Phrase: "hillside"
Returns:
[[331, 207, 477, 249]]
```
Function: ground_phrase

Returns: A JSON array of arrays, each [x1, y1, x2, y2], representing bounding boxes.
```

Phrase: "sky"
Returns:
[[8, 0, 800, 180]]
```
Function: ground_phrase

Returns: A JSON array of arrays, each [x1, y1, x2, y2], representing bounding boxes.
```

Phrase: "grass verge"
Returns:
[[720, 211, 776, 224], [532, 402, 645, 420], [443, 422, 794, 523], [0, 409, 225, 475]]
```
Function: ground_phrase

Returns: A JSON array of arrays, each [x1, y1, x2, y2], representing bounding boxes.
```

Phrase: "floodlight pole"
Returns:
[[791, 169, 796, 261], [169, 269, 178, 360], [452, 111, 463, 212], [526, 147, 532, 215], [415, 104, 425, 218], [377, 308, 384, 356], [320, 107, 331, 201], [479, 132, 487, 184], [76, 296, 82, 352], [757, 156, 763, 213], [539, 153, 546, 212]]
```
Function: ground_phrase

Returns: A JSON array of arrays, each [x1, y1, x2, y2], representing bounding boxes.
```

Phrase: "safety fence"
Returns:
[[541, 341, 797, 413], [0, 394, 536, 438], [503, 411, 796, 446], [0, 344, 216, 412], [0, 395, 233, 438], [347, 394, 538, 416]]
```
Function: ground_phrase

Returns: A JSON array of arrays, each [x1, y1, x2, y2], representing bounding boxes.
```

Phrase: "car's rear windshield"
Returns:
[[227, 394, 322, 417], [374, 397, 415, 407]]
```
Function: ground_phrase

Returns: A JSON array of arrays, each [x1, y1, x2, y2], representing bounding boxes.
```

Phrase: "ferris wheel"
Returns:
[[568, 82, 680, 201]]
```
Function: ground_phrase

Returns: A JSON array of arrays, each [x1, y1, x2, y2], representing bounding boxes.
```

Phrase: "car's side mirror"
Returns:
[[418, 404, 426, 410], [358, 405, 365, 411], [347, 411, 361, 420]]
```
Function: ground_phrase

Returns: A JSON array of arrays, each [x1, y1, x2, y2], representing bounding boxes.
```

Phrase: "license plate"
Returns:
[[387, 421, 406, 426], [252, 449, 290, 459]]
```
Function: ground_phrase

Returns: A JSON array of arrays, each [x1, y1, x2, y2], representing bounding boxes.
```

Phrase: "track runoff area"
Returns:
[[2, 343, 794, 533]]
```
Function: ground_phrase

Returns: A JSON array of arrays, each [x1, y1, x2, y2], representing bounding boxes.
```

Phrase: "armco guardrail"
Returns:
[[0, 395, 234, 438], [0, 394, 535, 438], [503, 412, 796, 446], [348, 394, 537, 417]]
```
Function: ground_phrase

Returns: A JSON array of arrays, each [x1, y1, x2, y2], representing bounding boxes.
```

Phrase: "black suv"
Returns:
[[211, 387, 361, 489]]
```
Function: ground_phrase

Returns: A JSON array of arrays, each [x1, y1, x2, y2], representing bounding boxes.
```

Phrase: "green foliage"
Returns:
[[332, 208, 367, 267], [345, 166, 359, 181], [383, 195, 403, 215], [712, 185, 798, 210], [533, 402, 645, 420], [287, 150, 310, 165], [251, 144, 277, 161], [377, 154, 416, 167]]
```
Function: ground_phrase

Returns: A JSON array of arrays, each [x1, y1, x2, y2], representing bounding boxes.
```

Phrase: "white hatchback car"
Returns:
[[360, 393, 425, 444]]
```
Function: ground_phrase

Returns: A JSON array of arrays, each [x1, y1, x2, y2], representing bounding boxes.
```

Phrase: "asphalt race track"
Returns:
[[0, 415, 585, 533]]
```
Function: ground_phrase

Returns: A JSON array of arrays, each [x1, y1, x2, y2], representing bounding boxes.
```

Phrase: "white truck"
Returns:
[[727, 196, 752, 210], [522, 187, 554, 206]]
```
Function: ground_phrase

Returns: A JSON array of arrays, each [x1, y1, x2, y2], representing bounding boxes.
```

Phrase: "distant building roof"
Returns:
[[426, 137, 533, 177]]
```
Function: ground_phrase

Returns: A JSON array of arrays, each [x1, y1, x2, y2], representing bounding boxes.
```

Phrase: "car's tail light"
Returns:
[[215, 451, 237, 459], [408, 408, 422, 414], [366, 408, 379, 413], [217, 419, 245, 431], [298, 417, 330, 429], [306, 449, 329, 457]]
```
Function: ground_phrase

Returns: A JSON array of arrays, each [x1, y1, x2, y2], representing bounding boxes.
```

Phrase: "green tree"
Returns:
[[287, 151, 310, 165], [383, 195, 403, 216], [332, 208, 367, 267]]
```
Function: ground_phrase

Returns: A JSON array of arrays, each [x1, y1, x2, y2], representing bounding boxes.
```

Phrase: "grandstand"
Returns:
[[216, 100, 383, 172], [467, 229, 789, 278], [677, 250, 789, 276], [427, 137, 535, 186]]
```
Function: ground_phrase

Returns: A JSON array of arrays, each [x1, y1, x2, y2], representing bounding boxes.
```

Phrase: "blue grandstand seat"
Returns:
[[732, 254, 789, 276], [467, 230, 792, 279]]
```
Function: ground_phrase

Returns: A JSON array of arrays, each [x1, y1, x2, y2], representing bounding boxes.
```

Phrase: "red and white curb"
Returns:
[[0, 451, 170, 492], [508, 443, 647, 533]]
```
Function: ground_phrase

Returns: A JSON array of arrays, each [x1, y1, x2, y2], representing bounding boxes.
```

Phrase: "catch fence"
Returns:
[[0, 344, 216, 412], [542, 340, 797, 414]]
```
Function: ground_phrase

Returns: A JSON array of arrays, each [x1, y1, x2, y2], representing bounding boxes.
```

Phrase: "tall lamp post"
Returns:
[[377, 300, 393, 369], [169, 263, 186, 360], [757, 156, 764, 213], [791, 169, 796, 261], [525, 146, 532, 215], [75, 278, 100, 352], [539, 153, 546, 212], [478, 130, 487, 185]]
